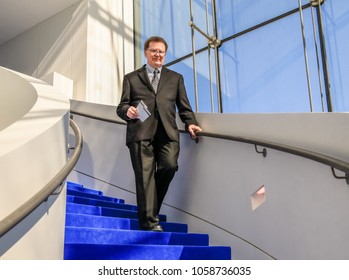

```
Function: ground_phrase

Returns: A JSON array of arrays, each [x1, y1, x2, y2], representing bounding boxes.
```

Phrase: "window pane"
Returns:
[[216, 0, 301, 39], [220, 11, 324, 113], [140, 0, 192, 62]]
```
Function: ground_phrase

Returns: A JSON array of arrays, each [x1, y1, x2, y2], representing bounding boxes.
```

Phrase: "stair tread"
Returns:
[[64, 243, 231, 260], [67, 183, 103, 195], [67, 189, 124, 203], [66, 202, 167, 221], [67, 195, 136, 211], [66, 213, 187, 232], [65, 226, 209, 245]]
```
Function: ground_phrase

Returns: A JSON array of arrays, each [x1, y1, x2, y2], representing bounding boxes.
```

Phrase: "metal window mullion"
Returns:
[[315, 0, 333, 112], [298, 0, 314, 112], [190, 0, 199, 112], [310, 4, 325, 112], [212, 0, 222, 113], [205, 0, 215, 113]]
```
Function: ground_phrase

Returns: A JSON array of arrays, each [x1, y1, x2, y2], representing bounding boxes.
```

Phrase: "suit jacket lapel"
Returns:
[[157, 67, 170, 94], [138, 66, 155, 94]]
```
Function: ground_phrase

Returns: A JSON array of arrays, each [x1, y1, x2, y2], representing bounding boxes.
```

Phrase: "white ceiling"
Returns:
[[0, 0, 81, 45]]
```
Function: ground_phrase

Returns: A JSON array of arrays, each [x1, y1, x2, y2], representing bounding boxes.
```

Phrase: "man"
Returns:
[[117, 36, 202, 232]]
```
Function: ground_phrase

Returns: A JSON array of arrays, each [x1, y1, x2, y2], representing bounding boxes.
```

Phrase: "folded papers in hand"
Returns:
[[137, 100, 151, 122]]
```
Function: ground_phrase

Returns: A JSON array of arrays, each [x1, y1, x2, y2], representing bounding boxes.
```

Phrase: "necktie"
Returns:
[[151, 69, 159, 92]]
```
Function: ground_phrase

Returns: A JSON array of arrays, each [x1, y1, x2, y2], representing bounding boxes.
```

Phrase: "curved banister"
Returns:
[[70, 109, 349, 184], [195, 131, 349, 183], [0, 117, 83, 237]]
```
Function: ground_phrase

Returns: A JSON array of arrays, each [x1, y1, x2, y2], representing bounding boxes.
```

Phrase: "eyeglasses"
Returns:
[[147, 49, 166, 55]]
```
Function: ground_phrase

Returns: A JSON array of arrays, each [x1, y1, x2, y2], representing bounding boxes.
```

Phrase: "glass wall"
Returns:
[[136, 0, 349, 113], [323, 0, 349, 112]]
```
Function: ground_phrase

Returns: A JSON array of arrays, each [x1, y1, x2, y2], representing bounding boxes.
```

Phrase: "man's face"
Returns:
[[144, 41, 166, 68]]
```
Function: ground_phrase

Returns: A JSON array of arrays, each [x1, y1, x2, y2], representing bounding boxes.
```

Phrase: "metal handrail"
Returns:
[[0, 117, 83, 237], [70, 109, 349, 184], [195, 131, 349, 184]]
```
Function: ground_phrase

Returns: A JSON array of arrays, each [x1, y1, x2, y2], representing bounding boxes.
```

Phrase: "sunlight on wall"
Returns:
[[86, 0, 134, 105]]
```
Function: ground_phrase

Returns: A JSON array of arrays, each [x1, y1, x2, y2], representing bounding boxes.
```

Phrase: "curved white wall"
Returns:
[[0, 67, 70, 259], [0, 68, 37, 131], [68, 100, 349, 260]]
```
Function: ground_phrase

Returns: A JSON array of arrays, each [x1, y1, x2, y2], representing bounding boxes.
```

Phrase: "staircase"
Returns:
[[64, 182, 231, 260]]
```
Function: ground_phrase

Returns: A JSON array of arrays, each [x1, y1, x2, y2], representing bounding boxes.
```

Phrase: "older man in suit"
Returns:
[[117, 36, 202, 232]]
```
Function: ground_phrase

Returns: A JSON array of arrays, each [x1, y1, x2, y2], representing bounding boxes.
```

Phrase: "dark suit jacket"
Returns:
[[117, 65, 198, 145]]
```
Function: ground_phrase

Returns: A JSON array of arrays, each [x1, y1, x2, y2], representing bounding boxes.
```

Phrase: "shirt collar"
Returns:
[[146, 64, 162, 74]]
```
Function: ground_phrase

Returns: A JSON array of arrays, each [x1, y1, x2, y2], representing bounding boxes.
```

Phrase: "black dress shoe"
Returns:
[[149, 224, 163, 232]]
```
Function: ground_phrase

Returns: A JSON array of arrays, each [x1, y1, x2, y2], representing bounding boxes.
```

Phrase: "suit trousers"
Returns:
[[128, 132, 179, 229]]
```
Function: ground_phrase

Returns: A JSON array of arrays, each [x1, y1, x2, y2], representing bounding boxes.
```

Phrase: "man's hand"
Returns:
[[188, 124, 202, 139], [126, 106, 139, 119]]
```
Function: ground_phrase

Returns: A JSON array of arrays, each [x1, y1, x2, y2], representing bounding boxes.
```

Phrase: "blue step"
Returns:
[[66, 213, 131, 230], [129, 218, 188, 232], [65, 226, 209, 245], [65, 202, 167, 221], [67, 195, 137, 211], [64, 243, 232, 260], [66, 213, 187, 232], [64, 181, 232, 260], [67, 189, 124, 203], [67, 182, 103, 195]]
